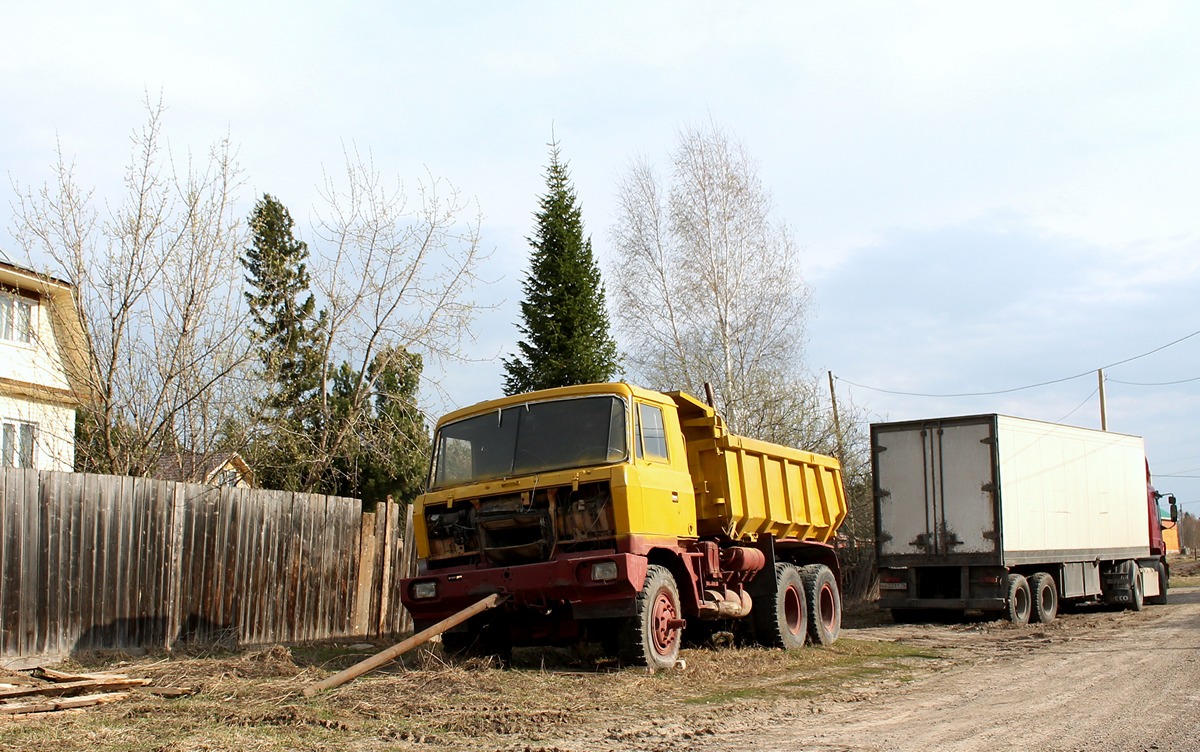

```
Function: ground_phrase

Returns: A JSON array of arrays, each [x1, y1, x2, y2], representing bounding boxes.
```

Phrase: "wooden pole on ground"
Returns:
[[302, 593, 502, 697]]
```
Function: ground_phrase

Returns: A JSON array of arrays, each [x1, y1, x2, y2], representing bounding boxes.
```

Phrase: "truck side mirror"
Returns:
[[1169, 494, 1179, 523]]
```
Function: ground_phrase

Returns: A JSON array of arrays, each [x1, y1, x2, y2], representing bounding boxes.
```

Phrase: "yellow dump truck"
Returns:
[[400, 382, 848, 670]]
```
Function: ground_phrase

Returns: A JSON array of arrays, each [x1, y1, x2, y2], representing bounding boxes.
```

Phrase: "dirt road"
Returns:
[[680, 587, 1200, 752], [5, 586, 1197, 752]]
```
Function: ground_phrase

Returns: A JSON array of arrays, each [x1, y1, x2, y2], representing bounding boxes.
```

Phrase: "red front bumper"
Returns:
[[400, 552, 648, 623]]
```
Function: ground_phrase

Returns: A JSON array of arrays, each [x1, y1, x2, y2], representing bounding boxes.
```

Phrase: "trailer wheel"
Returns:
[[1127, 560, 1144, 612], [620, 564, 682, 671], [1003, 573, 1031, 625], [752, 563, 808, 650], [1028, 572, 1058, 624], [1146, 560, 1169, 606], [799, 564, 842, 646]]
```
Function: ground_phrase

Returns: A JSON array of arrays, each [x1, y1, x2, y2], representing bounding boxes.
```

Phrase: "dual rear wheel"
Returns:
[[1005, 571, 1058, 625], [754, 562, 842, 649]]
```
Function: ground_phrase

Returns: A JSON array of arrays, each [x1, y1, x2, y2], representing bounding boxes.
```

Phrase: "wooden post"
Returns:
[[828, 371, 854, 540], [302, 593, 503, 697], [353, 511, 378, 635], [828, 371, 845, 462], [1098, 368, 1107, 431]]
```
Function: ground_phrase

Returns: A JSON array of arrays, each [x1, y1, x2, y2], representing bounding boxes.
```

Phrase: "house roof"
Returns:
[[153, 451, 253, 485]]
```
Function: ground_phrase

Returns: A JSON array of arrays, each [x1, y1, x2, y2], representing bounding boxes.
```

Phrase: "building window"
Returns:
[[0, 293, 35, 344], [1, 420, 35, 468], [217, 468, 242, 487]]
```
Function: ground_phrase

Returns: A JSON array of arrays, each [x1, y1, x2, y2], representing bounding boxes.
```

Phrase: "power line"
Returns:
[[1108, 375, 1200, 386], [836, 327, 1200, 398], [1055, 386, 1099, 423]]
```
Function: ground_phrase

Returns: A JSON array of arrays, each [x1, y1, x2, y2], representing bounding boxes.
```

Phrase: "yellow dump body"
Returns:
[[671, 391, 847, 543]]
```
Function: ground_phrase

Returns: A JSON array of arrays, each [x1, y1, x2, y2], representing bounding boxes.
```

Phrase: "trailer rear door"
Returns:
[[874, 417, 1000, 561]]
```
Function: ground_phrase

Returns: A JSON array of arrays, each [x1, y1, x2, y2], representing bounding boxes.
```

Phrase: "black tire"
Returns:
[[1029, 572, 1058, 624], [1128, 560, 1144, 612], [752, 563, 807, 650], [799, 564, 842, 646], [619, 564, 682, 671], [1146, 560, 1169, 606], [1004, 573, 1031, 625], [441, 615, 512, 667]]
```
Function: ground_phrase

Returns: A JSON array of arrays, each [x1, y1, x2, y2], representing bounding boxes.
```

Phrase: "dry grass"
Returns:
[[1170, 554, 1200, 588], [0, 636, 948, 752]]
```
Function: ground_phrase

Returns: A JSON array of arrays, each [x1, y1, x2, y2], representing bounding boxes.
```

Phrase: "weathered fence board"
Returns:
[[0, 469, 415, 668]]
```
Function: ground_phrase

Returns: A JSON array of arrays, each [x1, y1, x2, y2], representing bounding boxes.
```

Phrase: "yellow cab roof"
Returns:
[[434, 382, 705, 430]]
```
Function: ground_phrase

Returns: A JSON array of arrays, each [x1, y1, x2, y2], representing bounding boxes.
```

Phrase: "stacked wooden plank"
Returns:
[[0, 668, 162, 716]]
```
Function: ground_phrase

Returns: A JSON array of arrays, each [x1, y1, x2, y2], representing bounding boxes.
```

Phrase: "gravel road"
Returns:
[[693, 587, 1200, 752]]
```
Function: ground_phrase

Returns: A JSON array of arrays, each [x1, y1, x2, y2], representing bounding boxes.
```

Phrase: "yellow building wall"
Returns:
[[1162, 523, 1180, 554]]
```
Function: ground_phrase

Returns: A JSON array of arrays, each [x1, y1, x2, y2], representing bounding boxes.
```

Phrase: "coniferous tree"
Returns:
[[503, 142, 619, 394], [241, 194, 327, 490], [329, 347, 430, 504]]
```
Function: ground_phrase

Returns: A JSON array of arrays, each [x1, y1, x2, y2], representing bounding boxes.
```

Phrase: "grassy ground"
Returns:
[[1169, 553, 1200, 587], [0, 636, 948, 752]]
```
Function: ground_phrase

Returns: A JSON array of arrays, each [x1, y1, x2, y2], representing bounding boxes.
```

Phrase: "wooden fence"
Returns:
[[0, 468, 416, 668]]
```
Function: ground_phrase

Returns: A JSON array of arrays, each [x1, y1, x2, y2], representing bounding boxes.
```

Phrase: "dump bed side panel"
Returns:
[[683, 415, 847, 543]]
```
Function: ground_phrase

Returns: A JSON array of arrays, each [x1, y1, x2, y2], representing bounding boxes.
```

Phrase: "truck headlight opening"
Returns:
[[412, 581, 438, 599], [591, 561, 618, 582]]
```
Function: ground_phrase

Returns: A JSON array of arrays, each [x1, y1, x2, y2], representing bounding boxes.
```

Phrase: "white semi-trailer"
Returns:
[[872, 414, 1176, 623]]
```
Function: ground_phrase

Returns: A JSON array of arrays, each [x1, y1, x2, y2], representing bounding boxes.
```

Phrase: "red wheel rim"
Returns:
[[819, 584, 836, 630], [784, 585, 803, 635], [651, 590, 678, 655]]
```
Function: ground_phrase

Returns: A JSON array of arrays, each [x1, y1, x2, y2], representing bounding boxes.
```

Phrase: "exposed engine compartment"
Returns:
[[424, 481, 616, 568]]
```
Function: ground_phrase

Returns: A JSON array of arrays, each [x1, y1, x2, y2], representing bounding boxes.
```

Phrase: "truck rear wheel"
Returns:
[[1028, 572, 1057, 624], [753, 563, 807, 650], [620, 564, 682, 671], [799, 564, 842, 646], [1004, 573, 1031, 625]]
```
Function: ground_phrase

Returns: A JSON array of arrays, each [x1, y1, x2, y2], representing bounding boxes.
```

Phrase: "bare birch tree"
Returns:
[[11, 96, 252, 476], [287, 150, 486, 494], [609, 121, 811, 437]]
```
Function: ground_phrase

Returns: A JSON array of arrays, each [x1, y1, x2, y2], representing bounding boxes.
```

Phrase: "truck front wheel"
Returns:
[[800, 564, 842, 646], [620, 564, 682, 671], [1004, 573, 1031, 625], [1127, 560, 1144, 612], [753, 563, 808, 650]]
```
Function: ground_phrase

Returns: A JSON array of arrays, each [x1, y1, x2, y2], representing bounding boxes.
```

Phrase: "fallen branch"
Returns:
[[303, 593, 504, 697]]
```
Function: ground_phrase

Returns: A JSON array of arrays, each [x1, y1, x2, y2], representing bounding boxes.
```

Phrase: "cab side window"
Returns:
[[637, 404, 669, 461]]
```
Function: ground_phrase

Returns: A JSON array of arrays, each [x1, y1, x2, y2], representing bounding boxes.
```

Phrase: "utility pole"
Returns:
[[828, 371, 845, 461], [1098, 368, 1107, 431], [827, 371, 855, 545]]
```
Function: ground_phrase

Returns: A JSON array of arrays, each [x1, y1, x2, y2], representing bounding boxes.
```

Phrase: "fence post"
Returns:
[[353, 511, 378, 636]]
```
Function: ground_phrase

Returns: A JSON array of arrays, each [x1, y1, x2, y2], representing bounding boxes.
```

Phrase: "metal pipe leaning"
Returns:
[[302, 593, 503, 697]]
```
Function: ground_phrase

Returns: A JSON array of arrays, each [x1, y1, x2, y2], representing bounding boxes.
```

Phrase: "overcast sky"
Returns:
[[3, 2, 1198, 509]]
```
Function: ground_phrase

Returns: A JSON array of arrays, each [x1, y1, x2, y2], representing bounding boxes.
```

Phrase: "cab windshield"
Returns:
[[430, 395, 627, 489]]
